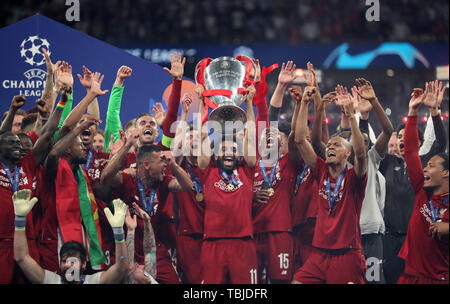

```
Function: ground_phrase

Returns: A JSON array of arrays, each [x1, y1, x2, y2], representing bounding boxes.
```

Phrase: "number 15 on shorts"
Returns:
[[278, 253, 289, 270]]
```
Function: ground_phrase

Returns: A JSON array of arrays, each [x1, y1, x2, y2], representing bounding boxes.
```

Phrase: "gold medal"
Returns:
[[227, 184, 235, 191], [196, 193, 204, 202], [267, 188, 274, 197]]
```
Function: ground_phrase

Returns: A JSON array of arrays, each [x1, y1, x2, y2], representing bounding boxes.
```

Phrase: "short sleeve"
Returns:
[[84, 271, 102, 284], [368, 146, 384, 170], [198, 159, 215, 182], [42, 270, 61, 284], [313, 156, 328, 183]]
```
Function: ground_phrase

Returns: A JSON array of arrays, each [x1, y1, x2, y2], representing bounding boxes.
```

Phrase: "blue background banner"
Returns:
[[121, 42, 449, 70], [0, 14, 181, 130]]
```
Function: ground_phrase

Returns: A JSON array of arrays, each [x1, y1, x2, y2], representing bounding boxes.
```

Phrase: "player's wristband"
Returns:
[[56, 100, 67, 110], [112, 227, 125, 243], [161, 134, 174, 149], [14, 215, 26, 230]]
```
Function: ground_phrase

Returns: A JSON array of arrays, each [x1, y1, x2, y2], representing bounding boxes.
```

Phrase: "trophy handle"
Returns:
[[236, 55, 257, 82]]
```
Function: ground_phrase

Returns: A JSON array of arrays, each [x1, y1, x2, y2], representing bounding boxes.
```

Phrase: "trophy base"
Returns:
[[209, 105, 247, 134]]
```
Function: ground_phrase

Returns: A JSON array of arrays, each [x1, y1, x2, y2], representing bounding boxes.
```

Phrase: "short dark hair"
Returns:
[[333, 130, 352, 142], [278, 121, 291, 138], [135, 112, 155, 127], [21, 113, 38, 133], [436, 152, 449, 171], [136, 144, 164, 164], [60, 241, 87, 263], [397, 123, 424, 145]]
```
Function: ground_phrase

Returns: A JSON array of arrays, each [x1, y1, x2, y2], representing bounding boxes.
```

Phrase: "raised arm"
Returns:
[[294, 86, 317, 169], [76, 65, 100, 122], [423, 80, 448, 160], [173, 93, 193, 164], [41, 48, 60, 112], [162, 51, 186, 148], [287, 85, 302, 161], [33, 49, 61, 136], [100, 130, 138, 188], [306, 62, 330, 148], [165, 150, 194, 192], [33, 86, 72, 166], [0, 95, 26, 132], [100, 199, 129, 284], [61, 71, 108, 131], [244, 85, 257, 168], [123, 207, 136, 283], [196, 84, 211, 170], [13, 190, 45, 284], [311, 91, 335, 160], [268, 61, 297, 123], [45, 115, 100, 182], [52, 62, 74, 141], [104, 66, 132, 152], [355, 78, 393, 157], [405, 86, 427, 191], [342, 96, 367, 178], [252, 59, 269, 128], [132, 203, 157, 280]]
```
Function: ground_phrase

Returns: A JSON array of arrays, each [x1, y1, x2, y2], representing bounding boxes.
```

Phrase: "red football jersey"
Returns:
[[312, 156, 367, 250], [291, 159, 318, 228], [0, 152, 39, 239], [174, 160, 205, 236], [85, 149, 110, 183], [399, 115, 449, 280], [199, 160, 255, 239], [116, 171, 174, 263], [252, 154, 298, 233]]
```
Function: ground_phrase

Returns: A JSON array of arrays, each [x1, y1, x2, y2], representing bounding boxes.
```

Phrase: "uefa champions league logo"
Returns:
[[20, 35, 50, 66], [1, 35, 50, 97]]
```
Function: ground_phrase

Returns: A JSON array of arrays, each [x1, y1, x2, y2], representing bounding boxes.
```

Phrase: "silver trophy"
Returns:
[[196, 56, 254, 133]]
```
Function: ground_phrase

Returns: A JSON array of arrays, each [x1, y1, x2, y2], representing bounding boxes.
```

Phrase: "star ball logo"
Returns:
[[2, 36, 50, 97], [20, 35, 50, 66]]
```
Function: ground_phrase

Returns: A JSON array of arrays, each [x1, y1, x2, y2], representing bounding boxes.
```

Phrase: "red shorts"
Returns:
[[176, 234, 203, 284], [38, 240, 59, 273], [292, 247, 366, 284], [201, 238, 257, 284], [0, 239, 40, 284], [155, 241, 181, 284], [397, 265, 448, 284], [255, 231, 293, 282], [293, 223, 315, 272]]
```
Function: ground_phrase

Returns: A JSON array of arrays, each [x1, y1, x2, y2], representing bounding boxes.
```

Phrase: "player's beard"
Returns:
[[217, 156, 238, 173]]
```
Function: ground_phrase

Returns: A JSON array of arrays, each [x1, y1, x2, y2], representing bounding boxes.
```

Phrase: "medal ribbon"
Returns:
[[326, 166, 347, 213], [186, 159, 202, 194], [137, 174, 156, 216], [0, 161, 19, 192], [259, 157, 279, 189], [82, 147, 94, 169], [220, 169, 238, 187], [295, 162, 308, 192], [427, 194, 449, 222]]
